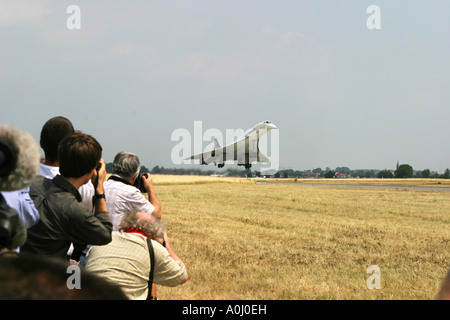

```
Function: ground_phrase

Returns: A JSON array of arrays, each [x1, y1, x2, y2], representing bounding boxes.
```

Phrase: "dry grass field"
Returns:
[[147, 176, 449, 300], [261, 178, 450, 187], [150, 174, 254, 185]]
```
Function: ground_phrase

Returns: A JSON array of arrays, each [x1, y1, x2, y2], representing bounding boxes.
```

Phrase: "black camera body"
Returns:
[[133, 173, 149, 193], [0, 194, 26, 251], [0, 140, 26, 251]]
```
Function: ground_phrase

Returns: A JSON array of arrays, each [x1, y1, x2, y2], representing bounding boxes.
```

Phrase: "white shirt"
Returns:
[[104, 175, 155, 231], [39, 163, 60, 179]]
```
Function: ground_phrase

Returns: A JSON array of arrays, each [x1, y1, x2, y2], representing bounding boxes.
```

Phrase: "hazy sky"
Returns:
[[1, 0, 449, 172]]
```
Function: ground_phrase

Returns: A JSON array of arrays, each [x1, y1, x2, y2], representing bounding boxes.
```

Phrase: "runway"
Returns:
[[256, 181, 450, 192]]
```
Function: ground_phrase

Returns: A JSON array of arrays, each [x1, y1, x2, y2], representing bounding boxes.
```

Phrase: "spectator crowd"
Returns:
[[0, 116, 188, 300]]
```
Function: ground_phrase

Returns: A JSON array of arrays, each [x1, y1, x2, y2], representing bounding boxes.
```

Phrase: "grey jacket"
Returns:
[[21, 175, 112, 259]]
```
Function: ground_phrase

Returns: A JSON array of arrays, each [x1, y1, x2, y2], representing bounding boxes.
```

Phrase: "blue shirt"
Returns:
[[1, 187, 39, 229]]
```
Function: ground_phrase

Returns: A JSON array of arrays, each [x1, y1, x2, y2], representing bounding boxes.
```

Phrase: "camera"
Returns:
[[0, 126, 40, 251], [0, 140, 16, 178], [0, 194, 26, 251], [0, 139, 26, 251], [133, 173, 149, 193]]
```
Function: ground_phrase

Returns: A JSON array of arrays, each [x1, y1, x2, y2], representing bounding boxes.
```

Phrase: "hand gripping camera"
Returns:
[[133, 173, 149, 193]]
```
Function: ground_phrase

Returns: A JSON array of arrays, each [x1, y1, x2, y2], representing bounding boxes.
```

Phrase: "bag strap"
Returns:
[[146, 238, 155, 300], [107, 174, 133, 186]]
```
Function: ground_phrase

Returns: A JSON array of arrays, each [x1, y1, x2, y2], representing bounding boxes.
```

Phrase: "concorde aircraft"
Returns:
[[186, 120, 278, 169]]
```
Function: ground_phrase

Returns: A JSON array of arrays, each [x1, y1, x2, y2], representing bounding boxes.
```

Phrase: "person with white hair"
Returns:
[[85, 211, 188, 300]]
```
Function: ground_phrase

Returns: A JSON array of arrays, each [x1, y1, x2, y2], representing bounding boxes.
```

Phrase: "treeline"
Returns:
[[276, 164, 450, 179], [105, 163, 450, 179], [270, 167, 378, 178]]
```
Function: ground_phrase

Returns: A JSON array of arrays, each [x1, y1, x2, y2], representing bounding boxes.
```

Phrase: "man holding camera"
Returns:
[[104, 151, 161, 231], [21, 133, 113, 260]]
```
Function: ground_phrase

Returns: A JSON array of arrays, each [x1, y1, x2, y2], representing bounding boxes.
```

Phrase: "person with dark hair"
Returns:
[[37, 117, 98, 264], [58, 133, 103, 178], [0, 253, 128, 300], [20, 133, 112, 260], [39, 116, 75, 179], [38, 116, 93, 211]]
